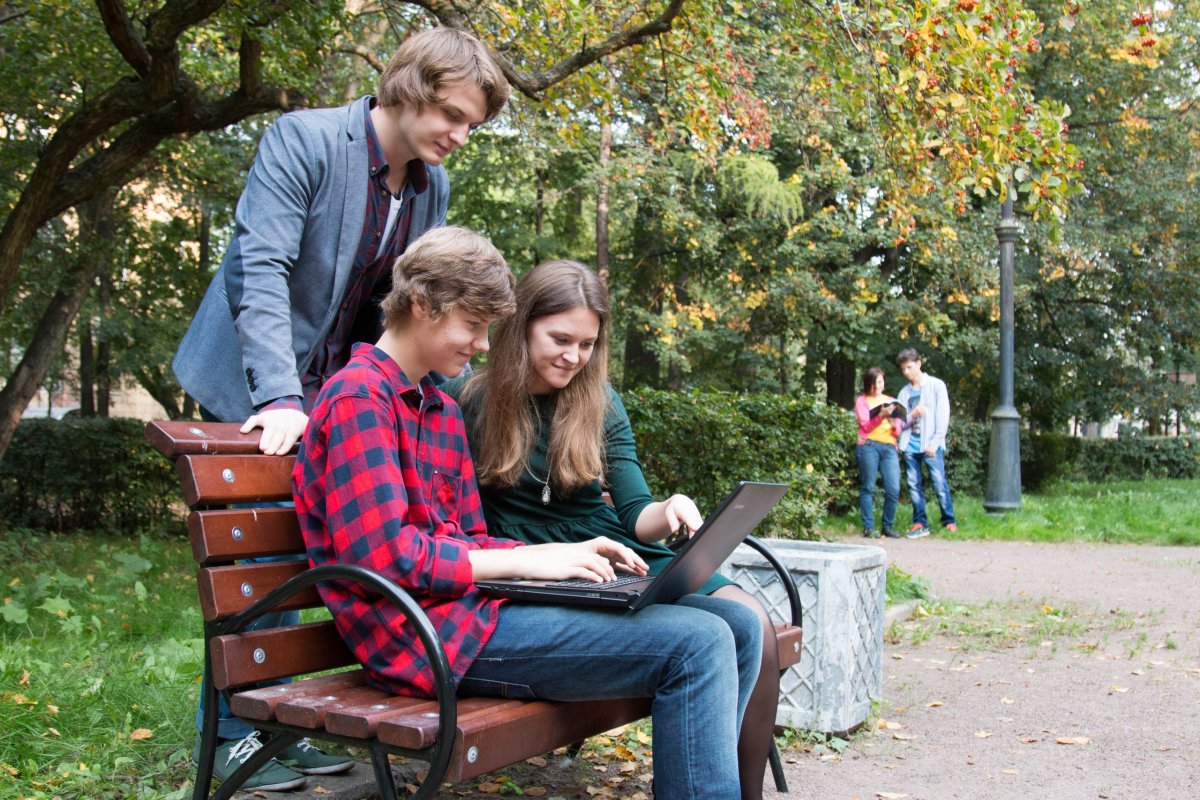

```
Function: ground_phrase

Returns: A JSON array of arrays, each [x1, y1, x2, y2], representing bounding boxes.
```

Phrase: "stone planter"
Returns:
[[720, 540, 887, 734]]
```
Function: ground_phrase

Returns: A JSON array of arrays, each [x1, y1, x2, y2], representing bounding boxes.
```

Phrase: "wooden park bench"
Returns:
[[146, 420, 805, 800]]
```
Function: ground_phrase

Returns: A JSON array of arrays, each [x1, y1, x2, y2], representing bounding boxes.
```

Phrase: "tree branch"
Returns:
[[0, 5, 29, 25], [408, 0, 686, 100], [338, 43, 387, 74], [96, 0, 152, 75]]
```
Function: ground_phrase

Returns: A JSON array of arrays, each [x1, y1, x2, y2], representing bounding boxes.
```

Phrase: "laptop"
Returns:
[[475, 481, 788, 612]]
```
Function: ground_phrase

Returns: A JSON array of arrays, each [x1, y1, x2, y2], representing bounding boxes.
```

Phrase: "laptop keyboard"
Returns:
[[548, 574, 649, 589]]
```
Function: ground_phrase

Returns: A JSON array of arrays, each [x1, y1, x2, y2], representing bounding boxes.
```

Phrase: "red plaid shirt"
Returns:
[[292, 343, 519, 697]]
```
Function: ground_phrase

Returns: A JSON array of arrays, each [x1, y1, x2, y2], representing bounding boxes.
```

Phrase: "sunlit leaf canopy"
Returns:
[[390, 0, 1078, 231]]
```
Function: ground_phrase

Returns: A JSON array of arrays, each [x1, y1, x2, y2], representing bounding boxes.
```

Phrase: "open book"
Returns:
[[868, 397, 907, 422]]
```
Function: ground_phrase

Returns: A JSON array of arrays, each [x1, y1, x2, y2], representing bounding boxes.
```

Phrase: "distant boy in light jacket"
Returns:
[[895, 348, 957, 538]]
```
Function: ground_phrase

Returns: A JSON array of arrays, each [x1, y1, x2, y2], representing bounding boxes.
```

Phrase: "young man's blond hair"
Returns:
[[379, 27, 511, 122], [380, 226, 515, 329]]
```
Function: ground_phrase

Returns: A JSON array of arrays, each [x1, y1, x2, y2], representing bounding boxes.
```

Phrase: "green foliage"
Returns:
[[886, 564, 934, 605], [944, 422, 1199, 495], [622, 389, 857, 538], [0, 419, 179, 533], [0, 532, 200, 798]]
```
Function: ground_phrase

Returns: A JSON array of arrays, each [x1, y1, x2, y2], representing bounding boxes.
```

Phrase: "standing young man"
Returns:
[[294, 226, 758, 800], [172, 28, 511, 790], [896, 348, 958, 538]]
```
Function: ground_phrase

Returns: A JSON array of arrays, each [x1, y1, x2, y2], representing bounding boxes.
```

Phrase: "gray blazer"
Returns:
[[173, 96, 449, 422]]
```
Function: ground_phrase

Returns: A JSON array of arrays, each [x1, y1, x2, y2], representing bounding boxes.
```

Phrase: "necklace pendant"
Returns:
[[541, 483, 552, 505]]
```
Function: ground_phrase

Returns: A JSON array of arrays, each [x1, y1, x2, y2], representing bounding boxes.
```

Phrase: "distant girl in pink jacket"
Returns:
[[854, 366, 903, 538]]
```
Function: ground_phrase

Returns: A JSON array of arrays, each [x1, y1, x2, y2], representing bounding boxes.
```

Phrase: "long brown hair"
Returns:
[[462, 259, 611, 493]]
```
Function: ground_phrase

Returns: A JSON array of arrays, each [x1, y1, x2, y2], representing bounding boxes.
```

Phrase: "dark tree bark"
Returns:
[[79, 320, 96, 417], [0, 191, 116, 455], [825, 353, 857, 410]]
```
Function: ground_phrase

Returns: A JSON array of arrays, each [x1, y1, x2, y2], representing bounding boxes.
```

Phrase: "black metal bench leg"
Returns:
[[768, 739, 788, 793], [370, 747, 401, 800]]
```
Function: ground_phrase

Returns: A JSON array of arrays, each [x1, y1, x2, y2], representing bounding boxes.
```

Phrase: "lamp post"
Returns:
[[984, 192, 1022, 511]]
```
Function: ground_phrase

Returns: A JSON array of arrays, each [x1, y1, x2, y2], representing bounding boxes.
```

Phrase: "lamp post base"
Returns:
[[984, 405, 1022, 512]]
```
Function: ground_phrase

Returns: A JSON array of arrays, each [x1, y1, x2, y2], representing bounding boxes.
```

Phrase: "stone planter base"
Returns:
[[720, 540, 887, 734]]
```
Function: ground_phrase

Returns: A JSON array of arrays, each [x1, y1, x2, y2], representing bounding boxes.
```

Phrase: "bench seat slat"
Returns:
[[178, 454, 296, 506], [211, 621, 354, 689], [230, 670, 368, 721], [198, 561, 320, 622], [189, 508, 304, 564], [275, 684, 396, 729]]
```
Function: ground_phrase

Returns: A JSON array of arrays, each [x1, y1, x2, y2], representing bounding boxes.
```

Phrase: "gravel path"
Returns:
[[766, 538, 1200, 800]]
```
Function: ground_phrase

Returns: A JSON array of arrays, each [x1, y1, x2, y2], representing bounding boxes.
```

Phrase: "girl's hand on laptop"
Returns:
[[636, 494, 703, 543]]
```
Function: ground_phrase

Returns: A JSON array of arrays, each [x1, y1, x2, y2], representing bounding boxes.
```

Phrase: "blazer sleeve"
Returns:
[[224, 114, 322, 408]]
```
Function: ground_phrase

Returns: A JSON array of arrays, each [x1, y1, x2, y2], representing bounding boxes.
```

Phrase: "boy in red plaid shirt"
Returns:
[[293, 226, 759, 798]]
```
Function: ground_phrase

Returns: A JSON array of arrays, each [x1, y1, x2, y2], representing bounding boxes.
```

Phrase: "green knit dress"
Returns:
[[444, 380, 731, 596]]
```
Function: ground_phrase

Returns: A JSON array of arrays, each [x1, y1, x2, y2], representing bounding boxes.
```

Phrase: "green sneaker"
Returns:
[[198, 731, 307, 792], [278, 738, 355, 776]]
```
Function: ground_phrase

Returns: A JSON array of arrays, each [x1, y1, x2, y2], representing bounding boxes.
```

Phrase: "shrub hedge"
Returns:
[[0, 417, 179, 533], [947, 422, 1200, 495], [622, 388, 856, 539], [1, 401, 1195, 537]]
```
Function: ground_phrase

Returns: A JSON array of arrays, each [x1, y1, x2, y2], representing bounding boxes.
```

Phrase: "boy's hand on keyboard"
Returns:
[[514, 537, 648, 583]]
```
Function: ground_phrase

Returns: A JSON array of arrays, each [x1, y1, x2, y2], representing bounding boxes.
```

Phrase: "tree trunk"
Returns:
[[825, 353, 856, 410], [0, 192, 115, 459], [595, 63, 613, 286], [79, 319, 95, 416], [96, 270, 113, 416]]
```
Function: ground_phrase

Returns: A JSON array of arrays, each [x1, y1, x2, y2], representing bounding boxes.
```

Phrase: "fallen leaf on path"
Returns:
[[1002, 769, 1019, 775], [1108, 685, 1128, 694], [927, 701, 944, 708], [524, 789, 547, 797], [875, 792, 908, 799], [1001, 697, 1014, 704], [876, 719, 903, 730], [1056, 736, 1091, 745], [1020, 737, 1039, 743], [892, 732, 914, 741], [1131, 669, 1144, 676], [526, 756, 547, 767], [476, 782, 501, 794], [129, 729, 153, 741], [19, 671, 29, 687], [974, 730, 993, 739]]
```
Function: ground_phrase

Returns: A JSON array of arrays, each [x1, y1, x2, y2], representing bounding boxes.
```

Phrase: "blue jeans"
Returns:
[[461, 594, 761, 799], [856, 441, 900, 532], [903, 448, 956, 527]]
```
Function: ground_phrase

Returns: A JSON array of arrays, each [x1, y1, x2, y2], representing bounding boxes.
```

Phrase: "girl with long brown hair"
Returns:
[[449, 259, 780, 800]]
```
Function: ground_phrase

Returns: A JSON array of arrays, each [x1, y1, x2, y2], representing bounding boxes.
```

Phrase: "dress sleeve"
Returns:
[[601, 388, 655, 535]]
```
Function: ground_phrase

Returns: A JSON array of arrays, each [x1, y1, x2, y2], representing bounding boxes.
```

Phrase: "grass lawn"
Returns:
[[2, 478, 1197, 797], [820, 477, 1200, 547], [0, 530, 200, 799]]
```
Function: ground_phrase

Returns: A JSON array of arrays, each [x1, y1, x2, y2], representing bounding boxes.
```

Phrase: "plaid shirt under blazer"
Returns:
[[173, 96, 449, 423]]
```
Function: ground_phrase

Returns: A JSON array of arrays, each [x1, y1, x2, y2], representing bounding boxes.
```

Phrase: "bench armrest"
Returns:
[[212, 563, 458, 792], [741, 535, 803, 628]]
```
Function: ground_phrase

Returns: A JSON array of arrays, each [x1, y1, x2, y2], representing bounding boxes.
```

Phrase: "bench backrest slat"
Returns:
[[178, 454, 296, 506], [189, 508, 304, 565], [210, 620, 355, 689], [198, 561, 320, 622], [146, 421, 273, 458]]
